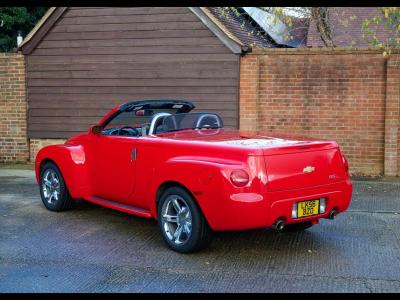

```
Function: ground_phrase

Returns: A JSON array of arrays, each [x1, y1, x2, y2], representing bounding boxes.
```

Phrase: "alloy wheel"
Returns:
[[161, 195, 192, 245], [42, 169, 61, 204]]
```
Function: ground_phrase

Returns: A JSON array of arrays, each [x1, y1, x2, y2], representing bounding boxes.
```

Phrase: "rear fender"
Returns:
[[148, 156, 245, 222], [35, 144, 90, 198]]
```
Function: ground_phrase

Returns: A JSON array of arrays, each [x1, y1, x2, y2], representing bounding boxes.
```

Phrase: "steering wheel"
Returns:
[[116, 126, 140, 137]]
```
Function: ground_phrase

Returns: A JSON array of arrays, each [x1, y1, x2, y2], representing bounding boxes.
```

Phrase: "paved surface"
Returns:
[[1, 169, 400, 293]]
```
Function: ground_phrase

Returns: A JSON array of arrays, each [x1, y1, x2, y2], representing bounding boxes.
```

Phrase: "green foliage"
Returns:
[[218, 7, 400, 55], [362, 7, 400, 56], [0, 7, 48, 52]]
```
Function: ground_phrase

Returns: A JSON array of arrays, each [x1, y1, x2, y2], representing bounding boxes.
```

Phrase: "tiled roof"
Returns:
[[307, 7, 394, 48], [289, 17, 310, 48], [206, 7, 278, 48]]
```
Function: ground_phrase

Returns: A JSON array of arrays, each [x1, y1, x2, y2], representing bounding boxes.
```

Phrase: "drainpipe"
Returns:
[[17, 31, 23, 47]]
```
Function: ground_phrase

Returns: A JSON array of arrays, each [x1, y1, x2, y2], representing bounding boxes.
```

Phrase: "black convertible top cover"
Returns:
[[120, 99, 195, 114]]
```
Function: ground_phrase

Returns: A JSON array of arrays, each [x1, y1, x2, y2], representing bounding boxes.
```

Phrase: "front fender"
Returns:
[[35, 144, 91, 199]]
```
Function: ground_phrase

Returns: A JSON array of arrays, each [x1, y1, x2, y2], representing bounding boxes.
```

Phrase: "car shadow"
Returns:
[[66, 199, 332, 257]]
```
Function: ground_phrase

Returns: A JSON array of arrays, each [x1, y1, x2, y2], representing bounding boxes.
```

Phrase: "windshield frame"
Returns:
[[99, 99, 195, 129]]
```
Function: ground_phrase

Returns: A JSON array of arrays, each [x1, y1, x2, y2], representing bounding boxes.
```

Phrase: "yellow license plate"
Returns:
[[297, 199, 320, 218]]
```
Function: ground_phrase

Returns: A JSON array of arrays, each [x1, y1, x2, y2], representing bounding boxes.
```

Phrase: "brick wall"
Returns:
[[385, 57, 400, 176], [2, 48, 399, 177], [0, 53, 28, 163], [240, 48, 400, 176], [29, 139, 66, 162]]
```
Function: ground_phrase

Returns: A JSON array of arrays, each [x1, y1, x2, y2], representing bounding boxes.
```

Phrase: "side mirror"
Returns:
[[90, 125, 103, 135]]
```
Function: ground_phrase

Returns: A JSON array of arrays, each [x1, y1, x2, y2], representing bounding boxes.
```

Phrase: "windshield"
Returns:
[[162, 113, 223, 132], [104, 108, 180, 129]]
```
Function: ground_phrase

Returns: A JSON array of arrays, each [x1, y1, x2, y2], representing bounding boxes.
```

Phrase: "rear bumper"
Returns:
[[206, 179, 352, 231]]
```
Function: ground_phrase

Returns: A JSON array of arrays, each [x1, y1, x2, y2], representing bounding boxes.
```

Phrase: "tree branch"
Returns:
[[311, 7, 335, 47]]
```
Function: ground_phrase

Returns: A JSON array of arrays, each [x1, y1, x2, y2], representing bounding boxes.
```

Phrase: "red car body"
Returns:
[[35, 100, 352, 240]]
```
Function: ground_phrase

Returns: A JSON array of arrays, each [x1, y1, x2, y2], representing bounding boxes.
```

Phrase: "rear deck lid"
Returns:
[[263, 144, 346, 192]]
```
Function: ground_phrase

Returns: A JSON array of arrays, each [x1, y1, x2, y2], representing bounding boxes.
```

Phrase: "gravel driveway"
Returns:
[[0, 168, 400, 292]]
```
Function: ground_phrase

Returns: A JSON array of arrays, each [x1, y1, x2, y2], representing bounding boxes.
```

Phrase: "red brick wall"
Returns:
[[385, 57, 400, 176], [240, 48, 400, 176], [29, 139, 66, 162], [240, 55, 259, 131], [0, 53, 29, 163], [2, 48, 399, 177]]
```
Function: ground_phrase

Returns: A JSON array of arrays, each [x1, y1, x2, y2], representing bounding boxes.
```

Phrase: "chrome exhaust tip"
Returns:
[[273, 219, 285, 231]]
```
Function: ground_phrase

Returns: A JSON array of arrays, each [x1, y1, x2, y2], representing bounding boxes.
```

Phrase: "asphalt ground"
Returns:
[[0, 168, 400, 292]]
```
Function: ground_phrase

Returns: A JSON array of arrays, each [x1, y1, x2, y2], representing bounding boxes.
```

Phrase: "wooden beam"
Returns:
[[189, 7, 244, 55], [21, 7, 68, 55]]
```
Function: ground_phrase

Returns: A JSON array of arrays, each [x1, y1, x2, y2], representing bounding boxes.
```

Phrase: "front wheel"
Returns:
[[39, 161, 73, 212], [158, 186, 212, 253]]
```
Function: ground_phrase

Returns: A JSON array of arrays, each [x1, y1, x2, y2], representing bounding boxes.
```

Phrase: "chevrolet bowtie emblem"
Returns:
[[303, 166, 315, 173]]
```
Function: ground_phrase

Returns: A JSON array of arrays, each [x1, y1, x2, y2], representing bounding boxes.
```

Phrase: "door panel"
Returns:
[[91, 135, 136, 203]]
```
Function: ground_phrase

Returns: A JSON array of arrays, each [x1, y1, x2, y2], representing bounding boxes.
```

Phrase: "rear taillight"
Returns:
[[230, 169, 249, 187], [342, 155, 349, 174]]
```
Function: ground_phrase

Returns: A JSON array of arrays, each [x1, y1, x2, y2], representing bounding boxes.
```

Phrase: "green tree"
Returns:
[[219, 7, 400, 54], [362, 7, 400, 56], [0, 7, 47, 52]]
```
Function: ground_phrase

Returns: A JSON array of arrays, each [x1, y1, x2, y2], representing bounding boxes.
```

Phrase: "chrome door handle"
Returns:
[[131, 148, 137, 161]]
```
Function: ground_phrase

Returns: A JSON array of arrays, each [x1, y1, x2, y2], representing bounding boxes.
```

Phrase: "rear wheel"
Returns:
[[158, 186, 212, 253], [282, 221, 314, 232], [39, 161, 73, 212]]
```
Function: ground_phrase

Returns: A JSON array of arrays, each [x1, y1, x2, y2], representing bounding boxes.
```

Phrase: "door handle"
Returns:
[[131, 148, 137, 161]]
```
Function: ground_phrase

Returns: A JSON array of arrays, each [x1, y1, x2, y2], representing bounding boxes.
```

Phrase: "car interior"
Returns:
[[101, 110, 223, 137]]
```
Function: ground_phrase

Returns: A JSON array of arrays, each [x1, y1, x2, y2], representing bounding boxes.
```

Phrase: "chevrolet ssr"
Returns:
[[35, 100, 352, 253]]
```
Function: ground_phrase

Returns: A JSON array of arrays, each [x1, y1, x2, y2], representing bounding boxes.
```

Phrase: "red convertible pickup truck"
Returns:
[[35, 100, 352, 253]]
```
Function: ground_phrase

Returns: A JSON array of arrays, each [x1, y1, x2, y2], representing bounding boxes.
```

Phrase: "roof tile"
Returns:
[[206, 7, 277, 48]]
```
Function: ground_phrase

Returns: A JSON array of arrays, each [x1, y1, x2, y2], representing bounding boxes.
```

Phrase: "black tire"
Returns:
[[282, 221, 314, 232], [157, 186, 212, 253], [39, 161, 73, 212]]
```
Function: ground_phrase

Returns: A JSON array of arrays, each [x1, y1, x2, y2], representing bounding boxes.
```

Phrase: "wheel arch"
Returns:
[[154, 180, 208, 225], [148, 158, 237, 230], [39, 158, 58, 173], [37, 157, 75, 201], [35, 144, 91, 199]]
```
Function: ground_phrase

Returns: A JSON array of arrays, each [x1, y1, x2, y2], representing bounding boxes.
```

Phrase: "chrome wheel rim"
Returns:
[[42, 169, 61, 204], [161, 195, 192, 245]]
